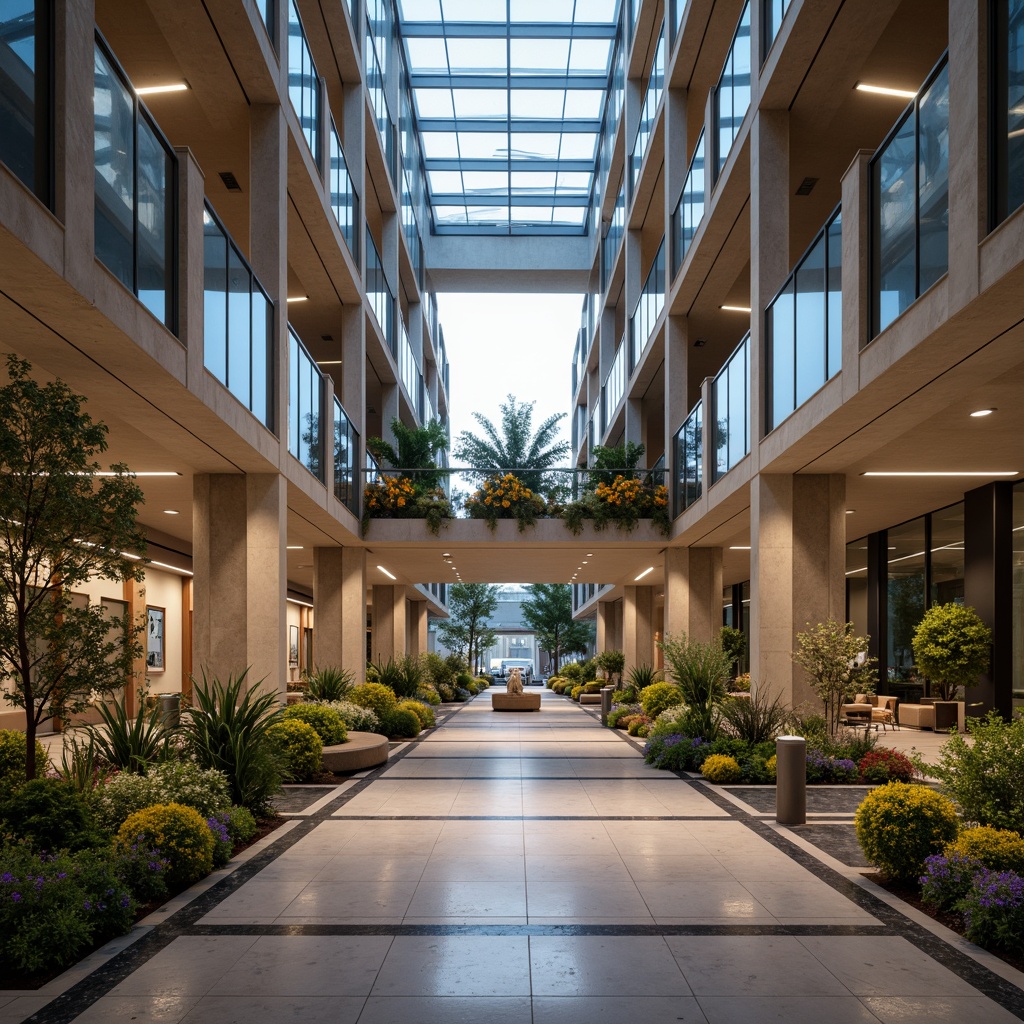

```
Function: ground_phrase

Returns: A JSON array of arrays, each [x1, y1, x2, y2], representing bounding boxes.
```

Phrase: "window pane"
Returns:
[[795, 235, 825, 408], [768, 280, 794, 429], [0, 0, 42, 197], [887, 517, 926, 687], [227, 245, 251, 409], [826, 212, 842, 377], [136, 116, 172, 327], [917, 63, 949, 294], [930, 502, 964, 605], [251, 287, 270, 428], [203, 214, 228, 383]]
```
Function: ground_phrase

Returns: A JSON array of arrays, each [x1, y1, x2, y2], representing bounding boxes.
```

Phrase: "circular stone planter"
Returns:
[[321, 731, 389, 772]]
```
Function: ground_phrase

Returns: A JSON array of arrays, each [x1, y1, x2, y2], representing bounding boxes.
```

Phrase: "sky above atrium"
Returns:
[[397, 0, 621, 234]]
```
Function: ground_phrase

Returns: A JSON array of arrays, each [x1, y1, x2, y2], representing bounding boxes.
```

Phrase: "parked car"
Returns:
[[498, 659, 534, 684]]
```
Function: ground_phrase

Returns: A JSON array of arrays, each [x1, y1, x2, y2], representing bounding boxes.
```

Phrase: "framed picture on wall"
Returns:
[[146, 606, 165, 671], [289, 624, 299, 666]]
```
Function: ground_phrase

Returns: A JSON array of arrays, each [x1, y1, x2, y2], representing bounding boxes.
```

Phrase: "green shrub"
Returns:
[[86, 693, 177, 774], [922, 711, 1024, 834], [266, 720, 322, 781], [417, 685, 441, 706], [627, 663, 660, 693], [0, 845, 136, 974], [911, 602, 992, 702], [649, 703, 691, 738], [93, 760, 231, 833], [183, 670, 284, 814], [318, 699, 380, 733], [0, 778, 102, 852], [464, 681, 479, 695], [225, 805, 258, 845], [398, 699, 436, 728], [304, 666, 354, 702], [607, 705, 640, 728], [116, 802, 215, 888], [385, 707, 422, 739], [719, 689, 789, 744], [0, 730, 47, 793], [453, 686, 472, 702], [639, 681, 685, 719], [581, 681, 603, 694], [658, 632, 732, 739], [627, 716, 651, 736], [960, 868, 1024, 953], [858, 748, 915, 784], [112, 840, 171, 903], [854, 782, 960, 882], [701, 754, 742, 784], [436, 682, 456, 702], [206, 810, 234, 868], [350, 682, 399, 720], [283, 703, 348, 746], [475, 676, 491, 689], [561, 662, 583, 683], [945, 826, 1024, 874], [54, 736, 109, 801], [456, 672, 473, 688], [570, 684, 584, 701]]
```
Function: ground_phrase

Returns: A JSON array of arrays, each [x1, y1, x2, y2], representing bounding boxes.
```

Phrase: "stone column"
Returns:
[[372, 585, 407, 664], [751, 474, 846, 707], [409, 601, 429, 657], [193, 473, 287, 695], [623, 585, 654, 672], [313, 546, 367, 680], [664, 547, 722, 642]]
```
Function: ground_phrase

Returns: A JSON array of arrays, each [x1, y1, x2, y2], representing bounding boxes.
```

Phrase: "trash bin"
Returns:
[[157, 692, 181, 727]]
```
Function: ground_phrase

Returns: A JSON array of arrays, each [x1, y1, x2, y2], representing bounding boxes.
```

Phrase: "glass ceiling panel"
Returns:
[[398, 0, 621, 234]]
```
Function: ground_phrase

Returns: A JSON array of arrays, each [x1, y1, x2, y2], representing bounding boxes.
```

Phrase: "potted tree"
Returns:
[[596, 649, 625, 689], [911, 603, 992, 732]]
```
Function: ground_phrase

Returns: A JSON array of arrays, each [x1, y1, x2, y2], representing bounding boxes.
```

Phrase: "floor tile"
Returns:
[[357, 997, 533, 1024], [696, 996, 881, 1023], [532, 996, 709, 1023], [372, 936, 531, 996]]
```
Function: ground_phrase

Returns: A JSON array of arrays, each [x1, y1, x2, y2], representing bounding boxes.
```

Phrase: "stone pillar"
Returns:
[[623, 585, 654, 672], [596, 601, 610, 651], [313, 546, 367, 681], [175, 148, 206, 379], [664, 547, 722, 642], [193, 473, 287, 696], [372, 585, 407, 664], [409, 601, 429, 657], [751, 474, 846, 707], [840, 150, 873, 397]]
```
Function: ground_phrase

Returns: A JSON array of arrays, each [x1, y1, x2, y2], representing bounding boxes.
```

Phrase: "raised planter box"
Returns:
[[321, 731, 389, 771], [492, 693, 541, 711]]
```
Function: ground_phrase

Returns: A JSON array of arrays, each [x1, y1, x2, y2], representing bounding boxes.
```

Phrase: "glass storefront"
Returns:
[[1013, 485, 1024, 711]]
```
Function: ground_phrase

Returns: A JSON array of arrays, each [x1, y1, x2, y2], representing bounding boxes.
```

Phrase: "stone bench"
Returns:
[[899, 704, 935, 730], [321, 731, 390, 772], [579, 693, 603, 705], [492, 692, 541, 711]]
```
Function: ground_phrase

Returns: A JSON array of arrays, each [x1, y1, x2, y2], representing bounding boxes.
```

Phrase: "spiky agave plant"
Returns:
[[86, 693, 176, 775]]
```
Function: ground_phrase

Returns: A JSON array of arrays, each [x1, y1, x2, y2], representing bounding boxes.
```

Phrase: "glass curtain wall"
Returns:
[[762, 0, 791, 58], [255, 0, 273, 41], [334, 396, 359, 513], [602, 177, 626, 290], [711, 334, 750, 481], [366, 228, 395, 353], [1013, 484, 1024, 712], [714, 1, 751, 179], [672, 130, 705, 275], [604, 336, 626, 424], [887, 517, 927, 690], [993, 0, 1024, 225], [630, 27, 665, 194], [288, 327, 324, 481], [202, 204, 273, 428], [673, 400, 702, 515], [287, 0, 321, 168], [94, 39, 175, 330], [0, 0, 50, 204], [329, 120, 359, 261], [871, 56, 949, 336], [766, 206, 842, 430], [630, 240, 665, 369]]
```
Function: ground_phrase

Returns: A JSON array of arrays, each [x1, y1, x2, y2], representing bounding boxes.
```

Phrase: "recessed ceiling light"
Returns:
[[162, 509, 179, 515], [297, 563, 312, 569], [287, 545, 304, 550], [846, 509, 856, 514], [586, 553, 593, 557], [862, 471, 1018, 477], [582, 560, 588, 564], [720, 305, 752, 313], [634, 566, 655, 581], [442, 553, 451, 557], [855, 82, 918, 99], [377, 565, 397, 580], [729, 545, 751, 550], [286, 295, 308, 303], [970, 408, 996, 417], [135, 82, 189, 96]]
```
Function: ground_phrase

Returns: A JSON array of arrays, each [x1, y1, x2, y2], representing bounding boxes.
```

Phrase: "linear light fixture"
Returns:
[[286, 295, 308, 303], [634, 566, 655, 581], [855, 82, 918, 99], [135, 82, 188, 96], [377, 565, 397, 580], [286, 545, 304, 550], [970, 408, 996, 417], [162, 509, 179, 515], [287, 597, 314, 608], [720, 304, 751, 313], [316, 359, 343, 366], [729, 545, 751, 550], [862, 471, 1018, 477], [91, 471, 181, 477]]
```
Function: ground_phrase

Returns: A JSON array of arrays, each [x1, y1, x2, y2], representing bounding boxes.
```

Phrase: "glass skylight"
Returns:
[[397, 0, 621, 234]]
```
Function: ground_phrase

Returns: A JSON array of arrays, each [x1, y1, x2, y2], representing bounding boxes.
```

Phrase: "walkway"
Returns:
[[8, 691, 1024, 1023]]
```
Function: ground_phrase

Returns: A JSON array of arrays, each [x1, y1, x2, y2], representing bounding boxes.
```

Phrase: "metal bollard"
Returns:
[[775, 735, 806, 825], [600, 685, 615, 725]]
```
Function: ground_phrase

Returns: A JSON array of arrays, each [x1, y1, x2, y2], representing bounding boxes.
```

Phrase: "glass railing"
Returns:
[[630, 239, 666, 369], [602, 178, 626, 290], [366, 228, 395, 354], [592, 394, 603, 447], [202, 203, 273, 429], [766, 205, 842, 431], [366, 447, 382, 486], [762, 0, 791, 58], [287, 0, 320, 168], [398, 318, 418, 408], [402, 169, 424, 287], [366, 0, 392, 79], [712, 333, 750, 481], [288, 327, 324, 481], [871, 54, 949, 337], [994, 1, 1024, 225], [333, 396, 359, 514], [93, 38, 176, 331], [672, 129, 705, 274], [365, 31, 396, 182], [630, 28, 665, 194], [255, 0, 273, 39], [603, 336, 627, 424], [714, 1, 751, 178], [673, 400, 703, 515], [1, 1, 50, 205], [329, 119, 359, 262]]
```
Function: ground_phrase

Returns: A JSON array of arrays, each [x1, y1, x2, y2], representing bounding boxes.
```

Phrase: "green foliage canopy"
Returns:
[[911, 602, 992, 701], [436, 583, 499, 673], [521, 584, 593, 672]]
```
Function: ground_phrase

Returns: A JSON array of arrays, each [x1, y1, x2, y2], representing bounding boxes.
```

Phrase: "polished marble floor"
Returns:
[[7, 690, 1024, 1023]]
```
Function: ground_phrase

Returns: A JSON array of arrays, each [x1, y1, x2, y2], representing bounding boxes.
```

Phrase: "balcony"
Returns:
[[602, 336, 627, 432], [602, 178, 625, 291], [329, 120, 359, 263], [288, 327, 324, 482], [672, 130, 705, 275], [629, 239, 666, 370], [286, 0, 321, 170], [629, 27, 665, 195], [202, 202, 274, 430], [713, 1, 751, 180], [673, 400, 702, 515], [766, 205, 842, 431], [333, 396, 359, 514], [366, 228, 395, 355], [711, 333, 750, 482]]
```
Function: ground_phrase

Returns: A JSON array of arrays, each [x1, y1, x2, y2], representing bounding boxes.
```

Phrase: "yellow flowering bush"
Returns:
[[464, 473, 546, 532], [362, 476, 453, 535], [701, 754, 742, 784], [115, 803, 214, 888], [945, 826, 1024, 874], [561, 475, 671, 536]]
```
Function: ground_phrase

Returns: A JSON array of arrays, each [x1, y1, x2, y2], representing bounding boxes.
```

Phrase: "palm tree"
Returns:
[[453, 395, 569, 494], [367, 417, 449, 493]]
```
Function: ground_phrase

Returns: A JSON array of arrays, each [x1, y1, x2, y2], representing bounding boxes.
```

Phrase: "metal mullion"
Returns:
[[401, 21, 615, 38], [426, 157, 592, 172], [410, 73, 607, 89], [418, 117, 601, 133]]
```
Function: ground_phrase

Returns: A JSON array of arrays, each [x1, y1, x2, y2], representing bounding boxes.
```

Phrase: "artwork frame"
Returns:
[[146, 606, 165, 671], [289, 624, 299, 667]]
